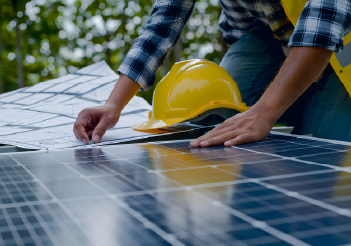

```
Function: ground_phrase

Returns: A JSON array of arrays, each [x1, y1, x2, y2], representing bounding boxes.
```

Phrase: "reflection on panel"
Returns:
[[0, 134, 350, 245]]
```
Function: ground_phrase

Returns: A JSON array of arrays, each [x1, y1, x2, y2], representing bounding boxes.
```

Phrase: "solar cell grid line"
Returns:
[[149, 168, 310, 245], [1, 180, 51, 205], [123, 149, 284, 173], [99, 138, 344, 184], [8, 155, 94, 246], [291, 222, 351, 240], [287, 158, 349, 173], [193, 193, 309, 246], [158, 161, 302, 186], [298, 152, 351, 169], [125, 155, 218, 171], [36, 203, 91, 245], [231, 141, 351, 175], [65, 162, 120, 177], [264, 171, 351, 190], [168, 168, 335, 193], [155, 136, 351, 236], [237, 143, 349, 158], [113, 199, 185, 246], [0, 166, 35, 184], [7, 205, 48, 246], [246, 168, 336, 183], [263, 172, 351, 207], [1, 205, 29, 246], [1, 181, 55, 245], [43, 142, 300, 244], [85, 160, 148, 176], [117, 191, 286, 246], [34, 150, 186, 245], [1, 133, 351, 245], [215, 160, 332, 180], [162, 187, 309, 245], [55, 164, 185, 246], [220, 167, 351, 217], [24, 149, 169, 195], [22, 204, 72, 246], [207, 190, 350, 245], [47, 153, 154, 183], [263, 210, 336, 228], [210, 148, 351, 214], [18, 203, 80, 246]]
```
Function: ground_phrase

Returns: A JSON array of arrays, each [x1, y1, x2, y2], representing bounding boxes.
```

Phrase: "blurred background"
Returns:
[[0, 0, 228, 104]]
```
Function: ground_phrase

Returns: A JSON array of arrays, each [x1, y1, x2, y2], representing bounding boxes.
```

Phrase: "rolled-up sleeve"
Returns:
[[288, 0, 351, 52], [117, 0, 196, 91]]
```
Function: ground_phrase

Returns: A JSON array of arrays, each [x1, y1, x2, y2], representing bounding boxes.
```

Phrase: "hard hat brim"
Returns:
[[133, 103, 250, 132]]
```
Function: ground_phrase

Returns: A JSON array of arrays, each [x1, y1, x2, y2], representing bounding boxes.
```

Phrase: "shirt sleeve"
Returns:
[[288, 0, 351, 52], [117, 0, 196, 91]]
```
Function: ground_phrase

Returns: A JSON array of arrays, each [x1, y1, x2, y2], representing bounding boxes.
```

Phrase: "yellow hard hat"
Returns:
[[133, 59, 250, 132]]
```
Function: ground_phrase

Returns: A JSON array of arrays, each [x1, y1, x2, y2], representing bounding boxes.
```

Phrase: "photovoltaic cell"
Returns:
[[0, 133, 350, 245]]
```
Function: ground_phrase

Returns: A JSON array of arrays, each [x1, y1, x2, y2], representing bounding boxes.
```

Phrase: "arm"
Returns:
[[190, 0, 351, 147], [255, 47, 332, 128], [190, 46, 332, 147], [74, 0, 195, 144]]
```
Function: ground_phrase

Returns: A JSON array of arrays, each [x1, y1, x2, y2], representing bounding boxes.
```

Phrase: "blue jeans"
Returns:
[[220, 30, 351, 142]]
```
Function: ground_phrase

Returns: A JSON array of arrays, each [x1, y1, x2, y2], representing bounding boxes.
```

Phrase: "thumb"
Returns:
[[91, 117, 109, 143]]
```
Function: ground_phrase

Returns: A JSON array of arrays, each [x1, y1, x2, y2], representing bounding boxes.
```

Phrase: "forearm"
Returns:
[[106, 74, 141, 111], [253, 47, 333, 122]]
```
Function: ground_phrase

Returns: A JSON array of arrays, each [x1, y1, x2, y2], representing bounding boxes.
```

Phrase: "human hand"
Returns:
[[190, 106, 275, 147], [73, 103, 121, 144]]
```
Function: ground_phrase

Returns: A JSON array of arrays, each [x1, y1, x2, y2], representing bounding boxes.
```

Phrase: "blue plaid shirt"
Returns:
[[118, 0, 351, 91]]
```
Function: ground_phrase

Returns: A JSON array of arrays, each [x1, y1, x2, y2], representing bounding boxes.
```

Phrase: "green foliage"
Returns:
[[0, 0, 227, 104]]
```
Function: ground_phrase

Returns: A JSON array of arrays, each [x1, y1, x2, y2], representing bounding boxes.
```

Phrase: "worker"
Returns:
[[74, 0, 351, 147]]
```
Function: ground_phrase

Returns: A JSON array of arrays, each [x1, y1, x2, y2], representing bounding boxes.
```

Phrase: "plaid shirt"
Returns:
[[118, 0, 351, 91]]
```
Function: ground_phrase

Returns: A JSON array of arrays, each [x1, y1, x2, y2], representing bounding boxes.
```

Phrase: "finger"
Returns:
[[200, 130, 241, 147], [191, 126, 232, 147], [73, 129, 79, 139], [224, 133, 261, 147], [190, 126, 224, 147], [91, 117, 111, 143], [87, 128, 94, 139], [74, 113, 91, 144], [74, 122, 90, 144], [190, 117, 242, 147]]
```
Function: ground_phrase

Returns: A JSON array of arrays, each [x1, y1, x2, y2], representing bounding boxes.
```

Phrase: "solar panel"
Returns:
[[1, 133, 351, 246]]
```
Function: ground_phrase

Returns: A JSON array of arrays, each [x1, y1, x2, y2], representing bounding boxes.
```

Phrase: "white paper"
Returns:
[[0, 61, 201, 150]]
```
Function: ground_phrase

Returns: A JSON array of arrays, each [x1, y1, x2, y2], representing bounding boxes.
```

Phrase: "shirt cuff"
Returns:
[[117, 33, 173, 91], [117, 47, 160, 91], [288, 1, 349, 53]]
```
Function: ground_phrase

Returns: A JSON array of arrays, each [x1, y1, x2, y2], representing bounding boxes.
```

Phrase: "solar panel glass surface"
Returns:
[[0, 133, 350, 246]]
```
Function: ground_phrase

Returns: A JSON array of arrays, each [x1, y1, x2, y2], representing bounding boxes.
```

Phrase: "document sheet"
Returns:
[[0, 61, 196, 149]]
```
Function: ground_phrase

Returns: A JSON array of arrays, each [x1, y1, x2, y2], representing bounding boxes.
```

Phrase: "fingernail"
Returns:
[[200, 141, 208, 147], [93, 135, 101, 143], [84, 139, 89, 145]]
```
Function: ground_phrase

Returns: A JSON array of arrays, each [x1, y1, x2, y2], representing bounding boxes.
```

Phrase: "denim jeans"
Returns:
[[220, 30, 351, 142]]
